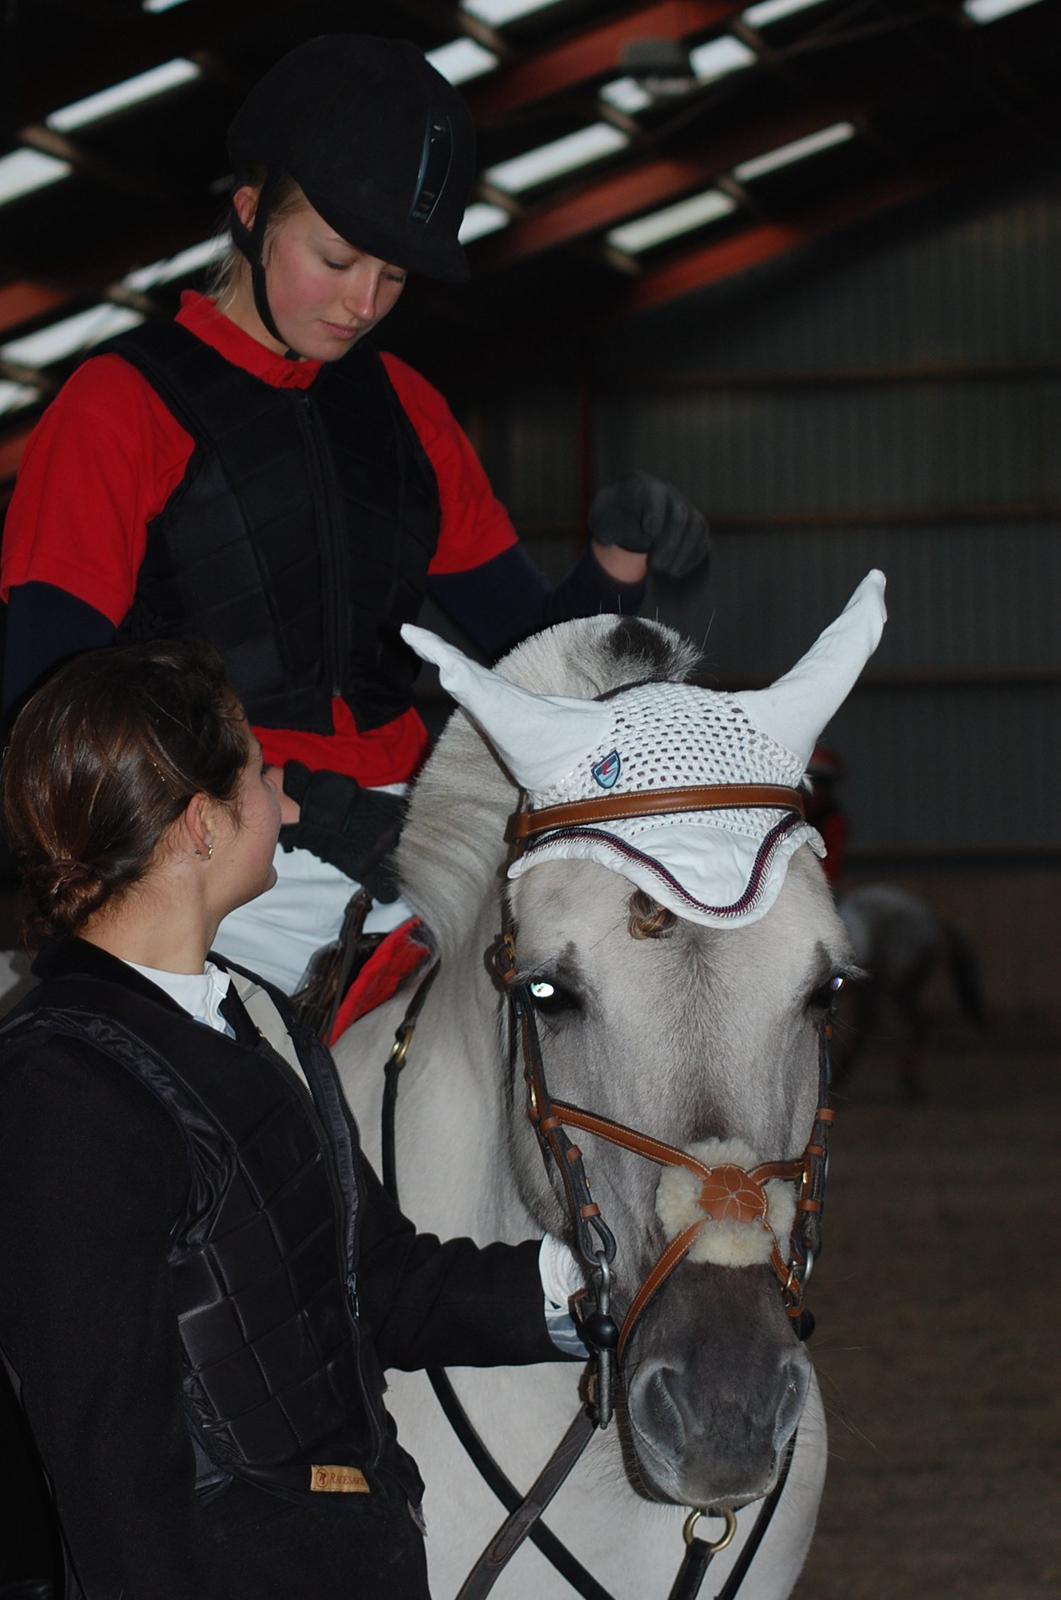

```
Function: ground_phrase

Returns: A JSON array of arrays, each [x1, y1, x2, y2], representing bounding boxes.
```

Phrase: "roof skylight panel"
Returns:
[[607, 188, 737, 254], [45, 59, 201, 133], [963, 0, 1045, 20], [427, 38, 500, 84], [0, 379, 41, 417], [688, 36, 758, 81], [599, 77, 655, 116], [484, 123, 629, 193], [459, 203, 511, 244], [742, 0, 832, 27], [0, 148, 71, 206], [461, 0, 566, 24], [733, 121, 856, 182], [0, 304, 144, 367], [121, 235, 230, 292]]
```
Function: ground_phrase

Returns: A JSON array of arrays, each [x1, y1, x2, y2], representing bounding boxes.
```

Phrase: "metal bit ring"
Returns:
[[683, 1506, 738, 1552]]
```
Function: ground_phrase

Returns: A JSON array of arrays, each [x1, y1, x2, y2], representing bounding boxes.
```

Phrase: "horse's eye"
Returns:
[[527, 978, 576, 1016], [808, 973, 846, 1012]]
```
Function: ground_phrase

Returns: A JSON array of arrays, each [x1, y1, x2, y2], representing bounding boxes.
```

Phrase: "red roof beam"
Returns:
[[0, 281, 72, 338], [609, 168, 944, 319], [465, 0, 747, 122], [0, 424, 36, 487]]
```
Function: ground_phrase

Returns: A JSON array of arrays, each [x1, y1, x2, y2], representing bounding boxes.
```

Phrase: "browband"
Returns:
[[510, 783, 806, 843]]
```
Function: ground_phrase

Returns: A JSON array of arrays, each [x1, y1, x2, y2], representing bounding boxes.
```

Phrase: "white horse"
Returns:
[[337, 576, 885, 1599]]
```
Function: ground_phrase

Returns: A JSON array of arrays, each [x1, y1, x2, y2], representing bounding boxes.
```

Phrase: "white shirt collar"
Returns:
[[123, 957, 232, 1034]]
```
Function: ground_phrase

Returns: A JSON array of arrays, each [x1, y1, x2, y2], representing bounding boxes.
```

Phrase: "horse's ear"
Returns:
[[734, 570, 886, 763], [401, 624, 613, 790]]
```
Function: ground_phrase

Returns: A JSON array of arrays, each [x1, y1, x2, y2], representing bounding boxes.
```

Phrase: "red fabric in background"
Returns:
[[328, 917, 431, 1045]]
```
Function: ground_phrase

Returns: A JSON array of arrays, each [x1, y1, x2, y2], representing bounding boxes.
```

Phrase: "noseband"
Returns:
[[501, 781, 835, 1408]]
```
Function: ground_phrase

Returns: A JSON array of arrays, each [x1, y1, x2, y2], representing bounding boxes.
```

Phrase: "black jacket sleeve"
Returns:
[[426, 543, 645, 660], [353, 1154, 562, 1374], [0, 1036, 232, 1599], [2, 582, 116, 714]]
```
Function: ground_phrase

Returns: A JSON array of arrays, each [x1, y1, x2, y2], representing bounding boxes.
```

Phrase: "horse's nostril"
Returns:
[[628, 1342, 813, 1508], [634, 1363, 689, 1456], [774, 1360, 810, 1451]]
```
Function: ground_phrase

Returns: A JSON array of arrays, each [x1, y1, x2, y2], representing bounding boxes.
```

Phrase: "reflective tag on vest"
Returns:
[[310, 1465, 370, 1494]]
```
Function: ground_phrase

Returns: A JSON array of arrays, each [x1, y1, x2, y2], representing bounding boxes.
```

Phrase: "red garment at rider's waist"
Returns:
[[255, 697, 431, 788]]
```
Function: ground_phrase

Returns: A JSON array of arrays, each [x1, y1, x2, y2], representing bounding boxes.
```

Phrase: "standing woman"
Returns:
[[0, 34, 710, 994], [0, 639, 583, 1599]]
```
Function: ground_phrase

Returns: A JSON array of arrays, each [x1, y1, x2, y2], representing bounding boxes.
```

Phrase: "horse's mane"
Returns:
[[397, 616, 700, 949]]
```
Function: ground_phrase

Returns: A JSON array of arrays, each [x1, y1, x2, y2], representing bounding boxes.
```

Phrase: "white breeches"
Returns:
[[214, 843, 410, 994]]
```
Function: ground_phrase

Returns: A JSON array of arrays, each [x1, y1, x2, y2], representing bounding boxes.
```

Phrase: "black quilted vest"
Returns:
[[106, 321, 441, 734], [3, 965, 418, 1503]]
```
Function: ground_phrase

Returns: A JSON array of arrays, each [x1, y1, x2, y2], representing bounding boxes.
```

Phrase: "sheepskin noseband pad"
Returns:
[[656, 1137, 797, 1268]]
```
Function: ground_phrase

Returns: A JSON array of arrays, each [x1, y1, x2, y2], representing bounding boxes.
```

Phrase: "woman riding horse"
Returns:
[[0, 638, 584, 1599], [0, 32, 709, 995]]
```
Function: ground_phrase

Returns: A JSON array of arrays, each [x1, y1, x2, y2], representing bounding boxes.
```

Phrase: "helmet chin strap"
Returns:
[[229, 169, 302, 361]]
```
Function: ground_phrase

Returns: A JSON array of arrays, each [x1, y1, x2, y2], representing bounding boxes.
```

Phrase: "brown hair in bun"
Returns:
[[2, 637, 248, 944]]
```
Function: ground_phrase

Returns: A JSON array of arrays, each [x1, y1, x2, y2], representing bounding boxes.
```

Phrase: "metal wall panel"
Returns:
[[592, 380, 1061, 517], [477, 386, 581, 525], [824, 686, 1060, 853], [643, 521, 1061, 680], [594, 183, 1061, 377], [471, 180, 1061, 853]]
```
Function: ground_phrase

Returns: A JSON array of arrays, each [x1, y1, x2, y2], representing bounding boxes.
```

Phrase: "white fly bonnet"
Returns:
[[402, 570, 886, 927]]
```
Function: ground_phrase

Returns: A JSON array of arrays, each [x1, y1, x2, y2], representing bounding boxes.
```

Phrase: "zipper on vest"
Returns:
[[344, 1177, 385, 1466], [342, 1267, 385, 1466], [271, 1031, 388, 1469], [312, 1094, 384, 1464], [262, 1047, 386, 1465], [294, 390, 347, 698]]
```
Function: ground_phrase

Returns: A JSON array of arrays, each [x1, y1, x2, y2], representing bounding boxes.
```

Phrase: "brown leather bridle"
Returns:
[[510, 782, 807, 841], [499, 780, 836, 1397]]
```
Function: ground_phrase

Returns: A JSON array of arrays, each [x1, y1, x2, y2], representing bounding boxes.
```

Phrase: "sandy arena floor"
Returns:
[[790, 1033, 1061, 1600]]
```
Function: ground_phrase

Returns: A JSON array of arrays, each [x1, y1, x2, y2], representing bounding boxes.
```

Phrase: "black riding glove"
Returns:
[[588, 470, 710, 579], [279, 762, 404, 903]]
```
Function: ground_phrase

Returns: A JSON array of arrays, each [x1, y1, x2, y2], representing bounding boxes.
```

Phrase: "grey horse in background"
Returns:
[[834, 884, 987, 1098]]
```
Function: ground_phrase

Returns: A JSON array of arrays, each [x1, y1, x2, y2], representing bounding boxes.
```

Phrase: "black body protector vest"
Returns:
[[3, 972, 417, 1502], [108, 321, 442, 734]]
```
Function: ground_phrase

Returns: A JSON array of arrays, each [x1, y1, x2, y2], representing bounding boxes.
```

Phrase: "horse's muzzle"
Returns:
[[623, 1265, 812, 1509]]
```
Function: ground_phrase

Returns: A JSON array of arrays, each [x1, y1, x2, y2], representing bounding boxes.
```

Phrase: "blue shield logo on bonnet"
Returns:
[[591, 750, 621, 789]]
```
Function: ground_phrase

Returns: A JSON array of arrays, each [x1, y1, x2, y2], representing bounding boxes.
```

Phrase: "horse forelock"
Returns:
[[396, 617, 700, 949], [498, 614, 700, 699]]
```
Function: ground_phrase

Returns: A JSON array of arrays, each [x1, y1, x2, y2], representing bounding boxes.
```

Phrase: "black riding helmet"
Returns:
[[227, 34, 476, 345]]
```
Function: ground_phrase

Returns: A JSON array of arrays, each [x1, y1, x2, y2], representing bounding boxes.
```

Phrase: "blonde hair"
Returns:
[[210, 168, 312, 308]]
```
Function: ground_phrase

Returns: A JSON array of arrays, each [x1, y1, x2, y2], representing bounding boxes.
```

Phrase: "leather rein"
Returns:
[[382, 781, 836, 1600]]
